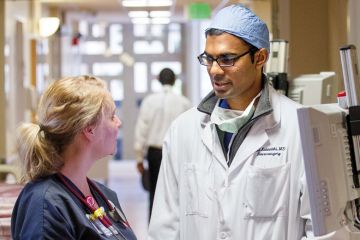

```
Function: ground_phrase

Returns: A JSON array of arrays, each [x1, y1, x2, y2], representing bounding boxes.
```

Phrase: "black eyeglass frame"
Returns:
[[197, 50, 251, 67]]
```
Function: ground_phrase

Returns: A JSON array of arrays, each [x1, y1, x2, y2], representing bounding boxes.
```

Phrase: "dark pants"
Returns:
[[147, 146, 162, 220]]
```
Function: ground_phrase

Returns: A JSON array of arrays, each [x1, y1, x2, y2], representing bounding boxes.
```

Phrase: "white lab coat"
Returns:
[[148, 86, 311, 240], [134, 85, 192, 163]]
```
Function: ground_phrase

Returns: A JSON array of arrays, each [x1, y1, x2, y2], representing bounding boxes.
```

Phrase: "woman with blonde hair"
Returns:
[[11, 75, 137, 240]]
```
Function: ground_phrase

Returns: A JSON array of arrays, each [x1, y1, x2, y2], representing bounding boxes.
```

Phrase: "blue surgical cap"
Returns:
[[205, 4, 270, 53]]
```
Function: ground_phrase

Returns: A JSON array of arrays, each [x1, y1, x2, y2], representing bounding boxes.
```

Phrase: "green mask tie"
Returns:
[[210, 92, 261, 133]]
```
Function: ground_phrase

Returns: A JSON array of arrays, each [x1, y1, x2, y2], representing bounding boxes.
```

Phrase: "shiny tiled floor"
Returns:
[[107, 159, 149, 240]]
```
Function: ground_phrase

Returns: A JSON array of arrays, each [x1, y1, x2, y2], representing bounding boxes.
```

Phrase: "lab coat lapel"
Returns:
[[230, 123, 269, 171], [200, 116, 228, 169], [230, 89, 281, 171]]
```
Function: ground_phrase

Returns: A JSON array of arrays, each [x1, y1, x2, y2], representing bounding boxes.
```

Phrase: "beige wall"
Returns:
[[290, 0, 330, 75], [278, 0, 347, 91], [328, 0, 348, 90]]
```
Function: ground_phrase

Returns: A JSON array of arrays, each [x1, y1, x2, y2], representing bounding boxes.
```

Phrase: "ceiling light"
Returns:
[[150, 11, 171, 18], [128, 11, 149, 18], [122, 0, 147, 7], [122, 0, 172, 7], [39, 17, 60, 38], [148, 0, 172, 7]]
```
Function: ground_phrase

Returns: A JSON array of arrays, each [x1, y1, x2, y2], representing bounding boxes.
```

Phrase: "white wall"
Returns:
[[5, 1, 32, 159], [185, 20, 212, 105], [348, 0, 360, 61]]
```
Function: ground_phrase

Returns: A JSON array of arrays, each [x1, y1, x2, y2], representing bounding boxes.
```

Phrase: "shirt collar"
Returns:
[[162, 84, 173, 92], [197, 74, 272, 117]]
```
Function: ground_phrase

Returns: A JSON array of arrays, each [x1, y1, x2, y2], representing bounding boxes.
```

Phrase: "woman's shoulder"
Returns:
[[18, 175, 64, 202], [13, 175, 62, 224], [11, 175, 77, 239]]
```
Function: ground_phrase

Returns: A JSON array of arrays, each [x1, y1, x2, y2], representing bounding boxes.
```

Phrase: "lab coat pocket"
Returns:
[[184, 163, 209, 218], [243, 163, 290, 219]]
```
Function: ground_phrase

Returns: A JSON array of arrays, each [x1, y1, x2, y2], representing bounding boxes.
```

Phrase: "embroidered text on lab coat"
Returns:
[[256, 146, 286, 156]]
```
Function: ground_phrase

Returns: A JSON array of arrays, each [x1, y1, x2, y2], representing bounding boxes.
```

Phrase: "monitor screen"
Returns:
[[297, 103, 360, 236], [288, 72, 337, 105]]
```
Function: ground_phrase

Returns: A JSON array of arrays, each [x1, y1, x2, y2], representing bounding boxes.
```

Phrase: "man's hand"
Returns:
[[137, 162, 145, 174]]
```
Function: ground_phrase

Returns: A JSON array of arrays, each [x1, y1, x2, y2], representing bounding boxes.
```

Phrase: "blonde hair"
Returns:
[[17, 75, 113, 183]]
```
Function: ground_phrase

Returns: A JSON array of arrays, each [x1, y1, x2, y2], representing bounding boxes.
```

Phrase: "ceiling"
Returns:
[[40, 0, 245, 17]]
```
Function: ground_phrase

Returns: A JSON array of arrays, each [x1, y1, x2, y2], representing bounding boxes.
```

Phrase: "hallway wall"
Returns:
[[278, 0, 347, 91], [0, 0, 6, 164], [3, 1, 33, 160]]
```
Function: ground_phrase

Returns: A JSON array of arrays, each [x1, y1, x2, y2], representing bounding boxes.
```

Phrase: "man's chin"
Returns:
[[214, 90, 228, 98]]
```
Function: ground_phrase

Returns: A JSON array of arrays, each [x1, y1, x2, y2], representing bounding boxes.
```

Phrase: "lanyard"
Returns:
[[56, 173, 131, 239], [87, 178, 131, 228]]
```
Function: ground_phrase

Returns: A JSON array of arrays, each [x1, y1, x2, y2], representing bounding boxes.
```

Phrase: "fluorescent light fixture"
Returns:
[[151, 17, 170, 24], [122, 0, 146, 7], [148, 0, 172, 7], [39, 17, 60, 38], [150, 11, 171, 18], [122, 0, 172, 7], [130, 17, 170, 25], [131, 17, 151, 24], [128, 11, 149, 18]]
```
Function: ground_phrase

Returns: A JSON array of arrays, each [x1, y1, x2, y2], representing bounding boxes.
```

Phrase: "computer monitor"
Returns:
[[297, 103, 360, 236], [266, 39, 289, 73], [266, 40, 289, 95], [288, 72, 337, 105]]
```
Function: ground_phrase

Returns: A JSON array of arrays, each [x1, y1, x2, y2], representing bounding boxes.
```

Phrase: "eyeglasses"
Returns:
[[197, 50, 250, 67]]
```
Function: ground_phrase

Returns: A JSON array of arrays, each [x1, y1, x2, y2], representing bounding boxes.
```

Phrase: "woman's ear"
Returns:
[[83, 126, 95, 140], [255, 48, 268, 69]]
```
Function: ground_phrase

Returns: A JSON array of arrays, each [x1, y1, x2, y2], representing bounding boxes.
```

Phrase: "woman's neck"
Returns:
[[59, 134, 98, 197], [60, 167, 92, 196], [60, 152, 94, 197]]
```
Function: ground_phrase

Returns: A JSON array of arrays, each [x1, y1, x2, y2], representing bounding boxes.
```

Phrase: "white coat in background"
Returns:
[[134, 85, 192, 163]]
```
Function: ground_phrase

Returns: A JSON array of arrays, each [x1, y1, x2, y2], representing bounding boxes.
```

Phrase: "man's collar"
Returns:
[[197, 74, 272, 116]]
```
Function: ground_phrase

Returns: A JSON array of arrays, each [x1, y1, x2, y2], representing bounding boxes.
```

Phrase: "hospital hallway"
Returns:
[[107, 160, 149, 240], [1, 0, 359, 239]]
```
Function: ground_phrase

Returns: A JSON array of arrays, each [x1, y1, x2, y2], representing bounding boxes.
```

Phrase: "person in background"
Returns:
[[11, 75, 137, 240], [134, 68, 192, 219], [148, 4, 313, 240]]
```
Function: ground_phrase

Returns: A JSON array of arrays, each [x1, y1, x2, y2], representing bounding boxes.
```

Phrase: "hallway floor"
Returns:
[[107, 159, 149, 240]]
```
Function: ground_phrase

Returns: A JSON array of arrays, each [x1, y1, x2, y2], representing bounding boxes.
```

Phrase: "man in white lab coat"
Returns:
[[148, 4, 312, 240], [134, 68, 192, 219]]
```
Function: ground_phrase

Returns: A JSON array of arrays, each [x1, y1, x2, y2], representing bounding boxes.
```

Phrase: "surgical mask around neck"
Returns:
[[210, 92, 261, 133]]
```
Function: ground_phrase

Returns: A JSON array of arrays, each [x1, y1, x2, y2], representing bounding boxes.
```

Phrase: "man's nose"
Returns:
[[208, 60, 224, 76]]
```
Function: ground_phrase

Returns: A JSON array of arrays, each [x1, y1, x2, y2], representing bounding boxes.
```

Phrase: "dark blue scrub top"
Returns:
[[219, 99, 234, 153], [11, 174, 137, 240]]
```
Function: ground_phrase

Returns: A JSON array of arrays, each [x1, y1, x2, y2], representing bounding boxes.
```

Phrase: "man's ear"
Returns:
[[255, 48, 268, 69]]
